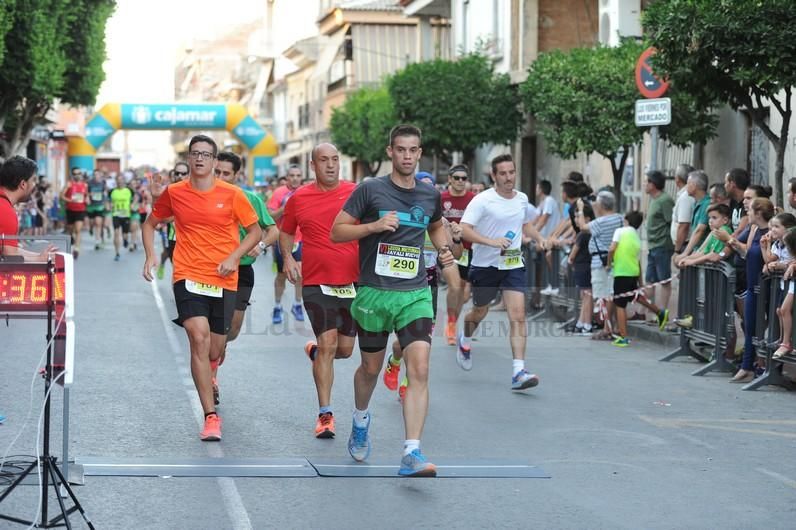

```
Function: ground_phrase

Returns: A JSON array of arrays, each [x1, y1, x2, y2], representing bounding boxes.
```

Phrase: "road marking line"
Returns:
[[150, 280, 253, 530], [639, 415, 796, 439], [84, 463, 307, 469], [756, 467, 796, 489]]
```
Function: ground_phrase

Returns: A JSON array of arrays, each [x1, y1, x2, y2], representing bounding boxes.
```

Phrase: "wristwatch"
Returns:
[[258, 241, 267, 251]]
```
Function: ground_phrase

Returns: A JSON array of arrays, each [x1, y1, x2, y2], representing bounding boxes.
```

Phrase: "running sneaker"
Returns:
[[511, 369, 539, 390], [383, 359, 401, 390], [200, 414, 222, 441], [291, 303, 305, 322], [156, 264, 165, 280], [212, 377, 220, 405], [304, 341, 317, 362], [445, 321, 456, 345], [456, 334, 472, 371], [398, 376, 408, 402], [0, 413, 5, 423], [315, 412, 335, 439], [94, 243, 101, 251], [612, 336, 630, 348], [72, 249, 79, 260], [674, 315, 693, 329], [272, 306, 283, 324], [114, 254, 120, 262], [657, 309, 670, 331], [123, 238, 128, 248], [398, 449, 437, 477], [348, 414, 371, 462]]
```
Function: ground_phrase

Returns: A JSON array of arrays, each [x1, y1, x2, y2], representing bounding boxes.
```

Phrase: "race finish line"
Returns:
[[75, 456, 549, 479]]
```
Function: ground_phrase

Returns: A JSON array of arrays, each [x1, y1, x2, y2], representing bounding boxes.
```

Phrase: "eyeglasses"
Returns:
[[189, 151, 215, 160], [451, 175, 468, 181], [174, 171, 188, 176]]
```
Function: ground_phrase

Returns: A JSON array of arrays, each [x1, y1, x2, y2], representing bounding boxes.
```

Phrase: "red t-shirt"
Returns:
[[267, 185, 301, 241], [65, 181, 88, 212], [0, 192, 19, 247], [441, 190, 475, 249], [281, 181, 358, 286]]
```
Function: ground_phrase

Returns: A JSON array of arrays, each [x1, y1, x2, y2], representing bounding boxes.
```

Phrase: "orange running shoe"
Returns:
[[315, 412, 335, 439], [200, 414, 222, 441], [383, 359, 400, 391], [445, 321, 456, 346], [212, 377, 220, 405], [304, 341, 317, 362], [398, 376, 408, 402]]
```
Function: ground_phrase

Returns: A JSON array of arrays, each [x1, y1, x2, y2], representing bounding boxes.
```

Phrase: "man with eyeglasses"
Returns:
[[211, 151, 277, 405], [142, 135, 261, 442], [267, 164, 305, 324], [440, 164, 476, 345]]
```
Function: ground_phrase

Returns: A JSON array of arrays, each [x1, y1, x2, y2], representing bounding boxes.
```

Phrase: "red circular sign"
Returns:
[[635, 47, 670, 99]]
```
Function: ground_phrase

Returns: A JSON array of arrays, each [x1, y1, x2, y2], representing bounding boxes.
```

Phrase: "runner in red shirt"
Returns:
[[61, 167, 89, 259], [440, 164, 476, 344], [267, 165, 304, 324], [0, 156, 54, 260], [280, 143, 359, 439]]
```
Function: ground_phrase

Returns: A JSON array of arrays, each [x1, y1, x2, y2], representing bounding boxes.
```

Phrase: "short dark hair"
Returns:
[[490, 154, 513, 175], [707, 203, 731, 219], [174, 161, 189, 172], [217, 151, 242, 173], [646, 169, 666, 191], [625, 211, 643, 229], [0, 155, 37, 190], [567, 171, 584, 183], [773, 212, 796, 230], [748, 184, 773, 199], [538, 179, 552, 196], [188, 134, 218, 156], [389, 124, 422, 147], [726, 168, 750, 190]]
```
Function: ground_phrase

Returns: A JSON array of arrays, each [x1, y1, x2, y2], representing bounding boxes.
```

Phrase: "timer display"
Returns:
[[0, 269, 65, 308]]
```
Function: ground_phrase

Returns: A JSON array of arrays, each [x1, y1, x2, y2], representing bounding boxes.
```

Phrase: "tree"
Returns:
[[0, 0, 115, 157], [0, 0, 16, 67], [520, 39, 717, 206], [387, 54, 523, 167], [644, 0, 796, 203], [330, 85, 396, 176]]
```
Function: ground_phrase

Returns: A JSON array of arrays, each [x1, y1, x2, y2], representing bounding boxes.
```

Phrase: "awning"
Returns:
[[310, 31, 347, 82], [402, 0, 451, 17]]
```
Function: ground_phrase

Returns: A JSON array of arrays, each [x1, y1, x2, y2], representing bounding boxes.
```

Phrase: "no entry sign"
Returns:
[[635, 47, 670, 99]]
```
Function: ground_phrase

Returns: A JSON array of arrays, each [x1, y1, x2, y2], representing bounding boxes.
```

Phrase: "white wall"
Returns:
[[451, 0, 512, 73]]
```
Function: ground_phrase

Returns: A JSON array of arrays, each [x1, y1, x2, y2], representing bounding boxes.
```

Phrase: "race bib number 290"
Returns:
[[185, 280, 223, 298], [375, 243, 421, 279]]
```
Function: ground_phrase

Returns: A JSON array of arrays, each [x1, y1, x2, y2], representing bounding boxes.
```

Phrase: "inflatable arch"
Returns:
[[68, 103, 278, 185]]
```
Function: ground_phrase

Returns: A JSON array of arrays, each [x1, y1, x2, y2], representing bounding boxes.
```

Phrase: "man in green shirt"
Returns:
[[676, 170, 710, 266], [212, 151, 277, 404], [644, 170, 675, 312], [109, 174, 132, 261]]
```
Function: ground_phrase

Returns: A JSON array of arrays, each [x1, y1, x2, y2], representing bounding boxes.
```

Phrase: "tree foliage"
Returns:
[[329, 85, 396, 176], [388, 54, 523, 166], [0, 0, 16, 67], [520, 39, 717, 205], [0, 0, 115, 157], [644, 0, 796, 202]]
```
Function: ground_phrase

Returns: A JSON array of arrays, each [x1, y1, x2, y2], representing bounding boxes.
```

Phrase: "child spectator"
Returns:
[[607, 211, 669, 347], [761, 212, 796, 358], [679, 203, 734, 266], [568, 205, 594, 335]]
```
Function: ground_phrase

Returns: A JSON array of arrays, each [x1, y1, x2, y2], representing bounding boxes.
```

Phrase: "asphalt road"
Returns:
[[1, 241, 796, 529]]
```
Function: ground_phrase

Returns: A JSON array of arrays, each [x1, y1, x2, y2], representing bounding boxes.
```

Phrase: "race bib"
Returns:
[[185, 280, 222, 298], [320, 284, 356, 298], [498, 248, 523, 270], [455, 250, 470, 267], [375, 243, 421, 279], [71, 192, 84, 202], [90, 192, 104, 202]]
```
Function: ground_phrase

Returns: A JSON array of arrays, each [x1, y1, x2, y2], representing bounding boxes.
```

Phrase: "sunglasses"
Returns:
[[451, 175, 468, 181], [174, 171, 188, 177]]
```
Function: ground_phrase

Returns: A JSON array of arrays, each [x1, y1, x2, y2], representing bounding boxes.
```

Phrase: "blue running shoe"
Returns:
[[272, 306, 283, 324], [347, 414, 371, 462], [456, 333, 472, 371], [511, 369, 539, 391], [291, 303, 305, 322], [0, 413, 5, 423], [398, 449, 437, 477]]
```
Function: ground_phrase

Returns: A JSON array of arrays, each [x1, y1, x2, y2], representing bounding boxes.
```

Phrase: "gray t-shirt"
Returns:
[[342, 175, 442, 290], [588, 213, 624, 268]]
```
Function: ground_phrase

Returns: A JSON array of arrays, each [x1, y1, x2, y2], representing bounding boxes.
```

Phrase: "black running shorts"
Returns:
[[302, 285, 357, 337], [172, 280, 235, 335], [235, 265, 255, 311]]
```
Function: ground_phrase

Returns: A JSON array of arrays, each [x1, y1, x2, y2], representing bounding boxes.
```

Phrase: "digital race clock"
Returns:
[[0, 253, 72, 316]]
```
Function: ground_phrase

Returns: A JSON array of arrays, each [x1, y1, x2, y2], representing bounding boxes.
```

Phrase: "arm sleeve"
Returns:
[[525, 203, 539, 223], [151, 187, 173, 219], [612, 227, 623, 243], [459, 195, 483, 226], [253, 194, 275, 228], [429, 191, 442, 223], [342, 181, 369, 220], [662, 197, 673, 224], [542, 197, 555, 216], [280, 192, 297, 235], [233, 189, 259, 227]]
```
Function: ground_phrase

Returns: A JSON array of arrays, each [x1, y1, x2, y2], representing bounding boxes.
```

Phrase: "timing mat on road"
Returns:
[[74, 456, 549, 479]]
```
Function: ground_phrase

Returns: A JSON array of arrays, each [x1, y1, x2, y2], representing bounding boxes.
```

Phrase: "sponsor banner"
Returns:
[[120, 104, 227, 129]]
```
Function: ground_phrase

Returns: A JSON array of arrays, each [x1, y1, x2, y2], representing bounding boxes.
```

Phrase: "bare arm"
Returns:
[[461, 222, 509, 249], [680, 224, 706, 257], [674, 222, 690, 252], [330, 209, 398, 243], [279, 230, 300, 283], [427, 219, 455, 268], [142, 214, 162, 281], [606, 241, 617, 269]]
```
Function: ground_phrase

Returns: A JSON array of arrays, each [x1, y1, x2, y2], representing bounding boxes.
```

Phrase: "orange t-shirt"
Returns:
[[152, 179, 258, 291]]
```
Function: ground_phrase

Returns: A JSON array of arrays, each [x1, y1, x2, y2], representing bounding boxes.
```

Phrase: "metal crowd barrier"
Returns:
[[660, 262, 736, 376], [524, 244, 580, 324], [744, 271, 796, 391]]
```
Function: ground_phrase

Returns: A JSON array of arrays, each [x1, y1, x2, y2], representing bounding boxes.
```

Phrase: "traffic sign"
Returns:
[[635, 47, 670, 99], [635, 98, 671, 127]]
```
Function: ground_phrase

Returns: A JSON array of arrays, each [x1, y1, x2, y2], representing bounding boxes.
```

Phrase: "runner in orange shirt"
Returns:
[[142, 135, 261, 441]]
